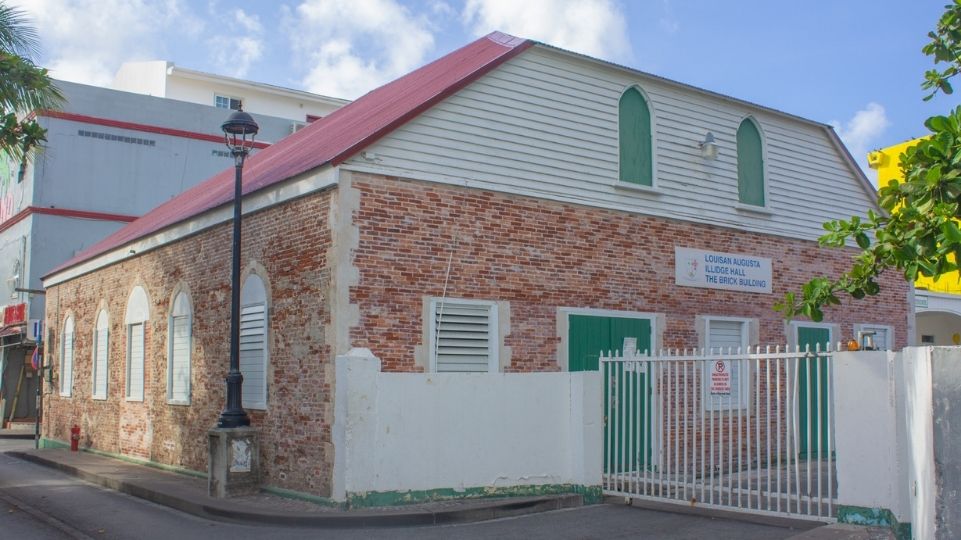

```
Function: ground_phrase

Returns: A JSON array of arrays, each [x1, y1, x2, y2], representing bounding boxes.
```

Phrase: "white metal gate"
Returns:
[[601, 345, 837, 520]]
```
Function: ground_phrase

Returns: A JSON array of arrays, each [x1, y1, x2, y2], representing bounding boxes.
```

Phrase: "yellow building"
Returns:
[[869, 140, 961, 345]]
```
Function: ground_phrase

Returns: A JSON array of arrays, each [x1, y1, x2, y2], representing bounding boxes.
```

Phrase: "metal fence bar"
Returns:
[[699, 350, 706, 505], [643, 352, 651, 497], [827, 345, 834, 517], [683, 354, 690, 502], [601, 345, 836, 520]]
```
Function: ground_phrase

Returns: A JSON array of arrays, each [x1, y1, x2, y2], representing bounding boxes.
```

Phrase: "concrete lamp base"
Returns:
[[208, 426, 261, 498]]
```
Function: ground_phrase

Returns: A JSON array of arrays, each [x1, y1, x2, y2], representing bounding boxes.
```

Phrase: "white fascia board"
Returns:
[[43, 166, 340, 287]]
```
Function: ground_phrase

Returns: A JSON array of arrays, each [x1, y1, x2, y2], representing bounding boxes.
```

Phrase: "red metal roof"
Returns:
[[46, 32, 533, 279]]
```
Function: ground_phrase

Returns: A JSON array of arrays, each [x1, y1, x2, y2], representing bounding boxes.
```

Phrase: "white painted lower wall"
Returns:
[[331, 349, 602, 501]]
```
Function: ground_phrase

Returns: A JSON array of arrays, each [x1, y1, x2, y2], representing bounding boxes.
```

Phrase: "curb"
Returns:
[[9, 451, 582, 528]]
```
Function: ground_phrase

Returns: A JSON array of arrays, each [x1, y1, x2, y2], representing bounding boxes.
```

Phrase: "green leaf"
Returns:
[[927, 115, 951, 132]]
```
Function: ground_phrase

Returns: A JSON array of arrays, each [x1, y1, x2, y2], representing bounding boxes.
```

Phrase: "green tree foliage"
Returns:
[[777, 0, 961, 322], [0, 1, 63, 163]]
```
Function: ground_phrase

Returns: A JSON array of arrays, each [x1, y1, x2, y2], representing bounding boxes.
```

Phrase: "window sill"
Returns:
[[59, 392, 72, 398], [125, 396, 144, 402], [614, 181, 662, 195], [92, 395, 107, 401], [167, 400, 191, 407], [734, 203, 774, 217]]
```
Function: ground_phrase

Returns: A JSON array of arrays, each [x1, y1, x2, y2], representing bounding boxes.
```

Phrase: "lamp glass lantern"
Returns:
[[699, 132, 718, 160], [222, 109, 259, 165]]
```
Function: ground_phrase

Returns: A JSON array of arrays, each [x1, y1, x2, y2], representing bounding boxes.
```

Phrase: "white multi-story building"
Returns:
[[111, 61, 347, 127]]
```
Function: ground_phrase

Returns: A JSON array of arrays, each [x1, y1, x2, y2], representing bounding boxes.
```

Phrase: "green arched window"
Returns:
[[737, 118, 765, 206], [619, 88, 653, 186]]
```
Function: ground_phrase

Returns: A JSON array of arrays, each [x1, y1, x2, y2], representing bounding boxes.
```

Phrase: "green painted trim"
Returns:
[[40, 438, 69, 449], [837, 505, 911, 540], [347, 484, 601, 509], [261, 485, 342, 508]]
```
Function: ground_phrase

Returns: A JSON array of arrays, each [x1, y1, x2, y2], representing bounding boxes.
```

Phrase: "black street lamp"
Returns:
[[218, 109, 258, 428]]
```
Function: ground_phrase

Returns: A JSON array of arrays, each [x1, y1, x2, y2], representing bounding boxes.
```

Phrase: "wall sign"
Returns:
[[3, 303, 26, 325], [675, 247, 772, 294], [710, 360, 731, 395]]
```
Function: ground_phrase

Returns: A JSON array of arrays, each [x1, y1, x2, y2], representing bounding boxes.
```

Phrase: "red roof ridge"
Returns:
[[45, 31, 533, 281]]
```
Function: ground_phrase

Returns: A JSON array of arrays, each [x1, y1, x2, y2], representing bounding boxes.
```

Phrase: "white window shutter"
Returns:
[[169, 314, 190, 402], [706, 319, 747, 410], [432, 300, 497, 373], [61, 330, 74, 396], [128, 323, 144, 400], [93, 327, 108, 398], [239, 303, 267, 408]]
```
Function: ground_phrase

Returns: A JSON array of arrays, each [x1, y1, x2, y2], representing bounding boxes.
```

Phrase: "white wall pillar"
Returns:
[[331, 348, 381, 502], [834, 351, 908, 522]]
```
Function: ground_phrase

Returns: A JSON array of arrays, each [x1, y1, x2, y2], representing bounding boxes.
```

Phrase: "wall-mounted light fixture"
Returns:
[[699, 132, 718, 160]]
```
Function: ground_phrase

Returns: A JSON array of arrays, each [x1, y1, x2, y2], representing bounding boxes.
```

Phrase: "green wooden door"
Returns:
[[797, 326, 831, 458], [569, 314, 651, 473]]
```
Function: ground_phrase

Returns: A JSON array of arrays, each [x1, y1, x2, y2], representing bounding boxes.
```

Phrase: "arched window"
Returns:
[[240, 274, 268, 409], [125, 286, 149, 401], [167, 292, 192, 405], [92, 309, 109, 400], [737, 118, 765, 206], [619, 87, 653, 186], [60, 315, 75, 396]]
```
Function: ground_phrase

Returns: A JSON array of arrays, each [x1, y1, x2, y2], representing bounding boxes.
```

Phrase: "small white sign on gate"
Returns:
[[710, 360, 731, 394]]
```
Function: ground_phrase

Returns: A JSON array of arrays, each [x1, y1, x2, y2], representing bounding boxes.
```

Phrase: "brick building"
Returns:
[[40, 33, 908, 501]]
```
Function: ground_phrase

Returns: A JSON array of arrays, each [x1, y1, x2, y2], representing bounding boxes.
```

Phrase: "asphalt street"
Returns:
[[0, 440, 803, 540]]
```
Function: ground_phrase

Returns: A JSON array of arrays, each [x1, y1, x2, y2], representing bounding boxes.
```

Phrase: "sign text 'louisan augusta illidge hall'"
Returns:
[[674, 247, 772, 294]]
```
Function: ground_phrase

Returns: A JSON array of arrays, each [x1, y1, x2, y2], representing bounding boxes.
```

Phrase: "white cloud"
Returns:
[[461, 0, 630, 62], [9, 0, 204, 86], [832, 102, 890, 179], [206, 9, 264, 78], [658, 0, 679, 34], [286, 0, 435, 100]]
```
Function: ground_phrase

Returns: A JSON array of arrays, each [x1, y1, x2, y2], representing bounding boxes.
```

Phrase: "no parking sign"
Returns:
[[710, 360, 731, 395]]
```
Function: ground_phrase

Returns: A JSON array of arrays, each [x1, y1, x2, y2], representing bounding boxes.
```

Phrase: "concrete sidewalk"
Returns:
[[8, 448, 583, 528], [7, 448, 897, 538]]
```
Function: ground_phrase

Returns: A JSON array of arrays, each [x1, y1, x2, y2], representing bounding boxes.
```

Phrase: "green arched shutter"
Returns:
[[619, 88, 653, 186], [737, 119, 765, 206]]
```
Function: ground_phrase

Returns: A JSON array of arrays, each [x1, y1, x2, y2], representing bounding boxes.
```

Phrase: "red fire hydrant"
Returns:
[[70, 425, 80, 452]]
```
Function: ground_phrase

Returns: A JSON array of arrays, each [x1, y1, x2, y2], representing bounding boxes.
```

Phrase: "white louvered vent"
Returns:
[[127, 323, 145, 400], [239, 303, 267, 408], [61, 330, 74, 396], [432, 300, 497, 373], [93, 327, 108, 399], [705, 319, 748, 410], [169, 315, 190, 402]]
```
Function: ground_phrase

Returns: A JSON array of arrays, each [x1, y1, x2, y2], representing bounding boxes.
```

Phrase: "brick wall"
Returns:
[[348, 174, 909, 371], [43, 191, 336, 496], [41, 170, 909, 499]]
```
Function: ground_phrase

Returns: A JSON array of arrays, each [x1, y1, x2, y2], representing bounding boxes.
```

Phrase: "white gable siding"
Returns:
[[342, 46, 874, 241]]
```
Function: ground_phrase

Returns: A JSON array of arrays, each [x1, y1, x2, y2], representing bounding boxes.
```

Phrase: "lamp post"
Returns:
[[218, 109, 258, 428]]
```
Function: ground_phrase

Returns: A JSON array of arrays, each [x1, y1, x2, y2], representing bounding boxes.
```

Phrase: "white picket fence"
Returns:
[[600, 345, 838, 520]]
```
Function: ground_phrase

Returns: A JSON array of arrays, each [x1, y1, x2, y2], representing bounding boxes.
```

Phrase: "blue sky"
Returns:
[[13, 0, 960, 178]]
